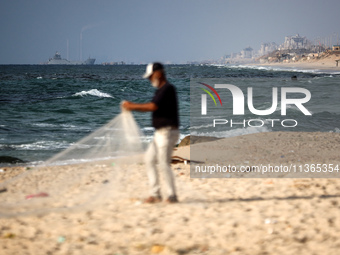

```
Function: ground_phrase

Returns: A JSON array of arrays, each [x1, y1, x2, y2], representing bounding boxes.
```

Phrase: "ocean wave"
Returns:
[[189, 123, 214, 130], [250, 103, 312, 114], [139, 132, 188, 145], [32, 123, 56, 128], [231, 64, 340, 75], [179, 133, 189, 142], [0, 141, 71, 151], [73, 89, 113, 98], [329, 127, 340, 133], [140, 135, 153, 143], [191, 125, 270, 138], [315, 74, 337, 78], [141, 127, 155, 131], [31, 123, 82, 130], [53, 109, 75, 114]]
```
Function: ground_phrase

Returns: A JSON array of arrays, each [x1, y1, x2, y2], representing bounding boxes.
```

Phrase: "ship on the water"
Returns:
[[47, 52, 95, 65]]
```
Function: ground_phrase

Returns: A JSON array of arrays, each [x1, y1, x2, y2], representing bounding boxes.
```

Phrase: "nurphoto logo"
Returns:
[[199, 82, 312, 128]]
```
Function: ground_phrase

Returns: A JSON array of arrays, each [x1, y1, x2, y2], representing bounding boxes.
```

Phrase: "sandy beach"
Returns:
[[1, 131, 340, 254], [252, 53, 340, 72]]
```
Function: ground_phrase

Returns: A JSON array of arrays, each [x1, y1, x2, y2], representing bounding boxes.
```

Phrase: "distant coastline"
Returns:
[[249, 52, 340, 73]]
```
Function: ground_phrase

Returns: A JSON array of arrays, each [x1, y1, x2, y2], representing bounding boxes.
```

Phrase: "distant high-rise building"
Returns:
[[281, 34, 311, 50], [241, 47, 253, 58], [259, 42, 278, 56]]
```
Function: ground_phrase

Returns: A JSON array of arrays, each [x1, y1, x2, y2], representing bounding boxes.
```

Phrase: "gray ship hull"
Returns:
[[47, 52, 95, 65]]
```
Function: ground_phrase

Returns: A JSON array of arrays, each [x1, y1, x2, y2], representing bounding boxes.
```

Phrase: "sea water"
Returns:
[[0, 64, 339, 163]]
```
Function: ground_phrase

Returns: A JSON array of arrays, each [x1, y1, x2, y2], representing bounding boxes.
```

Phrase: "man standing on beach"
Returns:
[[122, 63, 179, 203]]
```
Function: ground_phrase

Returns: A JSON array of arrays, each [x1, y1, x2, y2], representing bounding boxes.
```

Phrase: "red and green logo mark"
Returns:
[[199, 82, 223, 107], [199, 82, 223, 115]]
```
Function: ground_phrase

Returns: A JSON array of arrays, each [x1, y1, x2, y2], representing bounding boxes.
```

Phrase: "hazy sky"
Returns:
[[1, 0, 339, 64]]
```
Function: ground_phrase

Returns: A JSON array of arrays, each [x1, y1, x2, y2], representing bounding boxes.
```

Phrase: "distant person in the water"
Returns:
[[291, 75, 297, 80], [122, 63, 179, 203]]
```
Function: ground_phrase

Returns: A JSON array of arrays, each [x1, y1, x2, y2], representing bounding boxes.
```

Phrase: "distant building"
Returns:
[[230, 52, 241, 59], [281, 34, 311, 50], [259, 42, 278, 56], [241, 47, 253, 59], [332, 45, 340, 51]]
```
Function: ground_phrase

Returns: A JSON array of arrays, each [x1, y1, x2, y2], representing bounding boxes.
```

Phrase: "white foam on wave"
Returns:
[[191, 125, 270, 138], [32, 123, 56, 128], [139, 132, 189, 145], [249, 102, 310, 114], [1, 141, 71, 151], [138, 126, 189, 145], [73, 89, 113, 98], [275, 104, 313, 115], [178, 132, 188, 142], [329, 127, 340, 133], [189, 123, 214, 130], [142, 127, 155, 132], [31, 123, 90, 130], [227, 64, 340, 75]]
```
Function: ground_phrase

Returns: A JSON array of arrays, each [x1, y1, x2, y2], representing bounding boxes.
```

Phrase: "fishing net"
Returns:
[[44, 110, 144, 166], [0, 110, 148, 217]]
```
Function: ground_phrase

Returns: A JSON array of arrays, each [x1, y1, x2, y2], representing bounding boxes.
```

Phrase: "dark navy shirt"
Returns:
[[151, 82, 179, 129]]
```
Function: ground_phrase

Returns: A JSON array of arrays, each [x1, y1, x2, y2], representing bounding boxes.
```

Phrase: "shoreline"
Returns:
[[248, 54, 340, 73], [1, 129, 339, 168], [250, 62, 340, 73]]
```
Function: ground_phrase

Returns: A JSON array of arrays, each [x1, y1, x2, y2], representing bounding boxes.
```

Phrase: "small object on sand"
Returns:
[[151, 244, 165, 253], [144, 196, 162, 204], [134, 200, 142, 206], [112, 162, 115, 166], [171, 156, 191, 164], [0, 188, 7, 193], [0, 156, 25, 164], [58, 236, 66, 243], [3, 233, 15, 239], [265, 218, 277, 224], [25, 192, 49, 200], [133, 242, 147, 251], [0, 169, 5, 173]]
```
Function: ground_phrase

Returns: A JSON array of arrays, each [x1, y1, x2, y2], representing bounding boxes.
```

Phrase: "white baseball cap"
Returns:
[[143, 62, 164, 78]]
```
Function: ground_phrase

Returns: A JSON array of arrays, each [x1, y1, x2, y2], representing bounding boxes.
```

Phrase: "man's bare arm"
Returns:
[[121, 101, 158, 112]]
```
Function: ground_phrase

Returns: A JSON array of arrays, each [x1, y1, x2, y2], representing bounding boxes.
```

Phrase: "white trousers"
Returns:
[[145, 127, 179, 197]]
